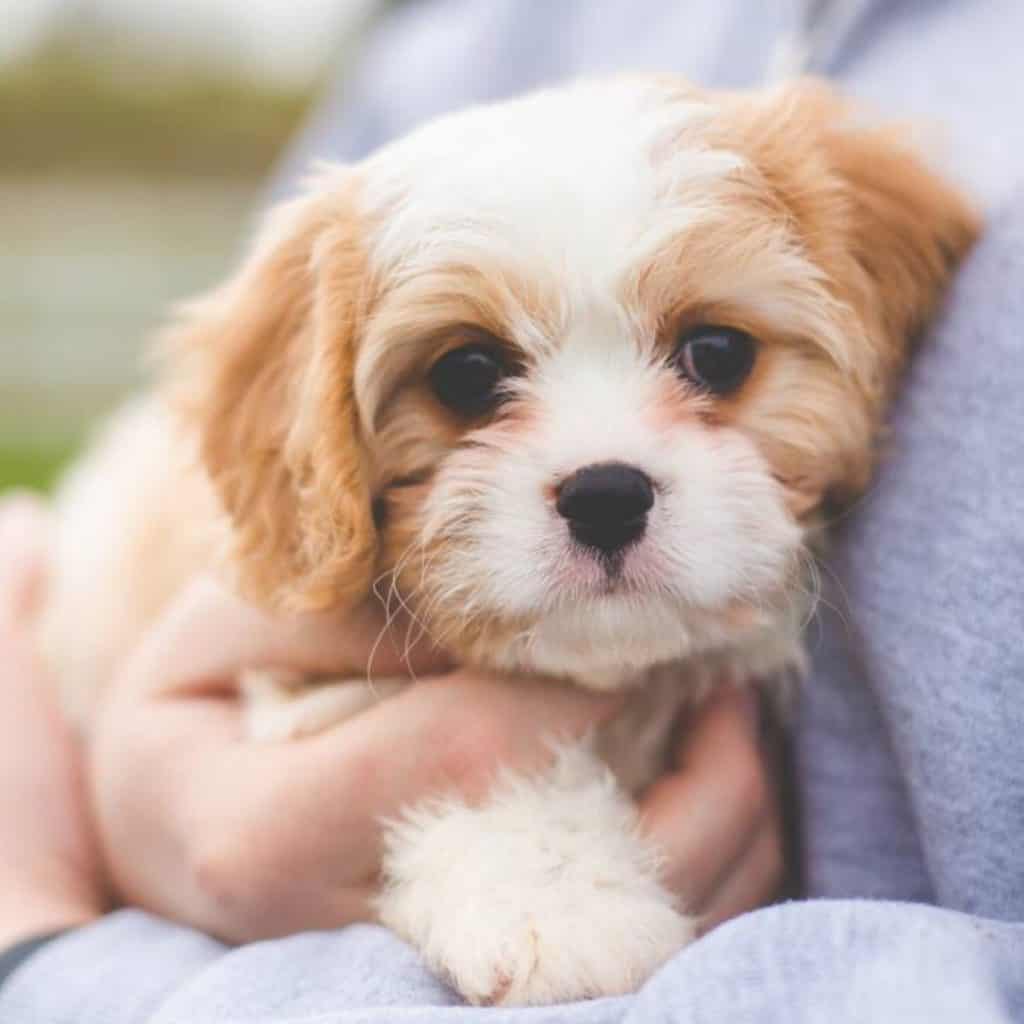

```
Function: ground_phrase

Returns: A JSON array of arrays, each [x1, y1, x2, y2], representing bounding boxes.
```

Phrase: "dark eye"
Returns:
[[429, 343, 511, 417], [674, 326, 757, 395]]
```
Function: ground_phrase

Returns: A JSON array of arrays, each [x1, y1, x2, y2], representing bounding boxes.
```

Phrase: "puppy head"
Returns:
[[166, 76, 978, 682]]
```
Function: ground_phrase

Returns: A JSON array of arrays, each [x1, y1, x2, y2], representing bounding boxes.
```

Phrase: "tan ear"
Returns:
[[163, 179, 377, 612], [730, 77, 980, 357], [723, 79, 981, 509], [821, 98, 982, 354], [819, 83, 981, 498]]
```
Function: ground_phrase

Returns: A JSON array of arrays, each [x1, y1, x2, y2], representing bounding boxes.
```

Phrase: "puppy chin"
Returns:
[[423, 527, 801, 691], [495, 594, 782, 690]]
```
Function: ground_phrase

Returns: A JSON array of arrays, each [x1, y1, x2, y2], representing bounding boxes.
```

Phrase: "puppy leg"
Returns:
[[377, 742, 695, 1006], [242, 670, 405, 741]]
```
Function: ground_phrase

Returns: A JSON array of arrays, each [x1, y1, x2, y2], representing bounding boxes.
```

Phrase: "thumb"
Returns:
[[128, 576, 451, 700]]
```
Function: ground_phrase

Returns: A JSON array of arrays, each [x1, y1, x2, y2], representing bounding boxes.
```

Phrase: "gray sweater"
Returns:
[[4, 2, 1022, 1020]]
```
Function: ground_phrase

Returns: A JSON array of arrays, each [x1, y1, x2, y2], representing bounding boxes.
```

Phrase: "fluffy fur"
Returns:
[[42, 76, 979, 1003]]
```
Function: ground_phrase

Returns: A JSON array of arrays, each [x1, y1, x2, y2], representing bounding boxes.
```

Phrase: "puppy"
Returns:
[[43, 76, 978, 1005]]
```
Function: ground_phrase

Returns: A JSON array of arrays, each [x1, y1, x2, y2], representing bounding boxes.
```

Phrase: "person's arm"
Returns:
[[0, 497, 105, 979]]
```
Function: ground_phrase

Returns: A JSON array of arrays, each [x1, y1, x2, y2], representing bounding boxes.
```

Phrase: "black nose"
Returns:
[[556, 462, 654, 555]]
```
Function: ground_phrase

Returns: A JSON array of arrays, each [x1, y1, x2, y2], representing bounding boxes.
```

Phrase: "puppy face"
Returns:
[[168, 77, 978, 685]]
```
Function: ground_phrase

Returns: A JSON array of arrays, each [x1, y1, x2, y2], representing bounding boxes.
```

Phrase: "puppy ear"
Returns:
[[725, 79, 980, 509], [820, 93, 981, 355], [163, 178, 377, 611], [817, 81, 980, 499], [733, 78, 979, 361]]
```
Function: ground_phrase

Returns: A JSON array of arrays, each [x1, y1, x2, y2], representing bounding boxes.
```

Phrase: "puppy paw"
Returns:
[[377, 744, 695, 1005], [425, 880, 692, 1006]]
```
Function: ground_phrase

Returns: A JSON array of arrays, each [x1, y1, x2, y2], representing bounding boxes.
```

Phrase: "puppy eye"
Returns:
[[429, 343, 511, 417], [673, 325, 757, 395]]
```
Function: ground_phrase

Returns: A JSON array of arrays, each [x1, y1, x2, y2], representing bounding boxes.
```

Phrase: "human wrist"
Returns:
[[0, 862, 104, 951], [0, 892, 98, 952]]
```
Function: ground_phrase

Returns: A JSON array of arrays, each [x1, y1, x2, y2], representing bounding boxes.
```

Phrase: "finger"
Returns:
[[100, 666, 624, 900], [269, 671, 625, 820], [0, 492, 52, 629], [638, 688, 768, 911], [209, 882, 378, 944], [92, 684, 380, 941], [122, 576, 451, 700], [694, 818, 784, 935], [670, 686, 762, 772], [228, 671, 622, 882]]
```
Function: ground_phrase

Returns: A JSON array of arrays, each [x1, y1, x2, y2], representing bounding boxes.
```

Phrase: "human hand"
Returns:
[[92, 577, 783, 945], [0, 494, 107, 949], [640, 687, 785, 933], [90, 577, 624, 941]]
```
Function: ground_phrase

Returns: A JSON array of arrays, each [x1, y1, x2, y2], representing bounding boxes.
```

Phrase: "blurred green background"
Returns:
[[0, 1, 371, 491]]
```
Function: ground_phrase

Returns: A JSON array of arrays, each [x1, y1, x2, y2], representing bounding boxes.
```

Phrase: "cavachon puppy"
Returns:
[[43, 76, 978, 1005]]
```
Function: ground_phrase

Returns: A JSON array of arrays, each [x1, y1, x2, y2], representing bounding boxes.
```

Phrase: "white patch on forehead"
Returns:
[[531, 336, 665, 474], [358, 79, 746, 298]]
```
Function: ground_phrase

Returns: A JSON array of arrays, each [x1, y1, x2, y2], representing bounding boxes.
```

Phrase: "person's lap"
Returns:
[[3, 901, 1022, 1023]]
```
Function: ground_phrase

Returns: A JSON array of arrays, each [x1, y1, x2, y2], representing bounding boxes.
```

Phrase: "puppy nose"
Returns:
[[556, 462, 654, 554]]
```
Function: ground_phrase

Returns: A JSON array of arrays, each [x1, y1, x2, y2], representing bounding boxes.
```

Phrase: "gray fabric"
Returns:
[[7, 1, 1023, 1020], [3, 902, 1023, 1022], [799, 187, 1024, 917], [0, 910, 224, 1022], [270, 0, 1024, 206]]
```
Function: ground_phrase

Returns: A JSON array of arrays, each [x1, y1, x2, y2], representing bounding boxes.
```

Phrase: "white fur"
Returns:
[[357, 80, 744, 300], [377, 743, 695, 1006]]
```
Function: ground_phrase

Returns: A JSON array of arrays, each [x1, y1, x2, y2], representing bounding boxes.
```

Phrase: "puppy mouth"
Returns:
[[565, 515, 648, 559], [577, 544, 632, 590], [556, 534, 650, 598]]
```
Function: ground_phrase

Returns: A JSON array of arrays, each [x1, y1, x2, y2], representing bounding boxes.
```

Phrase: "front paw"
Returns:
[[399, 877, 694, 1006], [376, 746, 696, 1005]]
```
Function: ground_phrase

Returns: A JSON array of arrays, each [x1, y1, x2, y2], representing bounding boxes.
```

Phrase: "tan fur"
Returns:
[[720, 79, 979, 504], [41, 400, 222, 725], [164, 179, 378, 612]]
